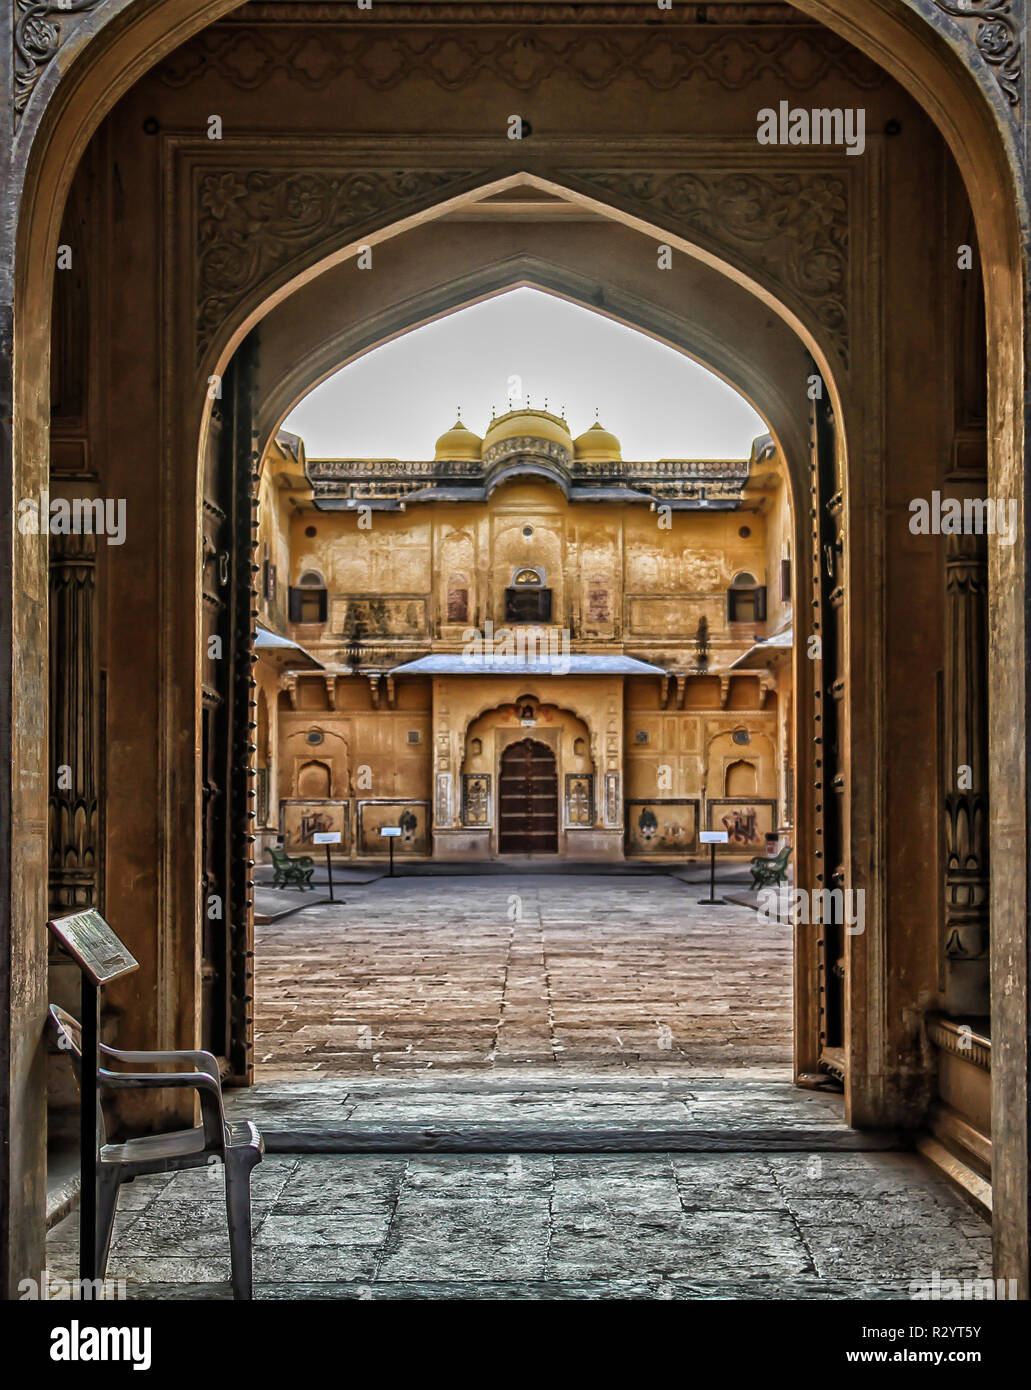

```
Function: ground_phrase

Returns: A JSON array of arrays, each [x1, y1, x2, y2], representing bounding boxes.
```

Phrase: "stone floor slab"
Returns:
[[45, 1149, 991, 1300]]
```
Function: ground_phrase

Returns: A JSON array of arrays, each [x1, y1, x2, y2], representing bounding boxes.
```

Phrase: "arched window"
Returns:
[[289, 569, 328, 624], [727, 571, 766, 624], [506, 567, 551, 623]]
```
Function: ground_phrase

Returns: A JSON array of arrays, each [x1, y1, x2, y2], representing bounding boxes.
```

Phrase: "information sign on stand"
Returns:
[[381, 825, 402, 876], [47, 910, 140, 1284], [698, 830, 730, 905], [312, 830, 342, 901]]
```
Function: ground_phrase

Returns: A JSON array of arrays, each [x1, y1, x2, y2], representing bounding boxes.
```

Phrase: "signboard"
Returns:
[[380, 827, 403, 838], [699, 830, 730, 845], [312, 831, 342, 845], [47, 910, 139, 986]]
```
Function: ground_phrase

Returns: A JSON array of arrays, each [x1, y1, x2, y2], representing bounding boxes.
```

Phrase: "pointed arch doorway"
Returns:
[[499, 738, 558, 855]]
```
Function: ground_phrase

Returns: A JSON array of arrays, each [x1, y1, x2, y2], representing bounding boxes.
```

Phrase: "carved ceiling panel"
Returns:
[[159, 20, 886, 94]]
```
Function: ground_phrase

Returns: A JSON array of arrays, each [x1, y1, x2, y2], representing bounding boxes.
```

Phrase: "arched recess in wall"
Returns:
[[726, 759, 758, 798], [456, 688, 602, 765], [462, 701, 594, 775], [705, 730, 778, 804], [296, 759, 331, 799]]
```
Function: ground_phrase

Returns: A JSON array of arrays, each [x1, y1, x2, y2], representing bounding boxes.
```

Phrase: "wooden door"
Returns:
[[200, 331, 258, 1083], [808, 361, 846, 1080], [499, 739, 558, 854]]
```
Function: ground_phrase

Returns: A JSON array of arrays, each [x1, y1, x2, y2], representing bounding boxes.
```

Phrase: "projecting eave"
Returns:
[[254, 625, 323, 670], [650, 498, 743, 511], [314, 496, 407, 511], [570, 487, 656, 503], [729, 627, 793, 670], [390, 654, 667, 677]]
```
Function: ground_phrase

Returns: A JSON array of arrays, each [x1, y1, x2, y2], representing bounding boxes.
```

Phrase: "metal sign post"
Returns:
[[381, 825, 402, 876], [79, 973, 99, 1283], [698, 830, 730, 905], [312, 830, 342, 902], [47, 910, 139, 1284]]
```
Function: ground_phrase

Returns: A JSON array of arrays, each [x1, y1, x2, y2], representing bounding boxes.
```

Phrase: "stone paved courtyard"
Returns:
[[44, 874, 993, 1300], [253, 873, 792, 1075], [46, 1151, 991, 1299]]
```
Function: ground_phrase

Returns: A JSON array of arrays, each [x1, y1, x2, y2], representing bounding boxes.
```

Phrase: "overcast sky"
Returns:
[[284, 288, 766, 461]]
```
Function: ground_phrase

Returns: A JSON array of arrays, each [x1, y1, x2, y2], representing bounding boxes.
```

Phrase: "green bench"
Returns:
[[269, 845, 315, 889], [750, 844, 792, 890]]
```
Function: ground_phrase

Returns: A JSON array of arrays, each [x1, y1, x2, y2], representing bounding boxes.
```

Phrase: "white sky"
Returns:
[[284, 288, 766, 461]]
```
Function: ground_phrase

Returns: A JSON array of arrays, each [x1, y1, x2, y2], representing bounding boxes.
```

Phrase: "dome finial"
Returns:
[[543, 396, 549, 412]]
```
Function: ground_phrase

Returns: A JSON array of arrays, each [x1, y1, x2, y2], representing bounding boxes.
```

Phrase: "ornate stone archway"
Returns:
[[3, 0, 1029, 1298]]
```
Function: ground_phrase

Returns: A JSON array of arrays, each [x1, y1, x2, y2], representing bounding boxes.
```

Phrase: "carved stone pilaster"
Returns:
[[48, 531, 99, 910], [942, 483, 990, 1015]]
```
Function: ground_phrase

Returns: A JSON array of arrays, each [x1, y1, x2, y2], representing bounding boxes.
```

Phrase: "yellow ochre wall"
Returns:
[[257, 455, 794, 860]]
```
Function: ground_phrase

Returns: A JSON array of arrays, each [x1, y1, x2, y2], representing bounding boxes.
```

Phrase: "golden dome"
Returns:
[[482, 408, 573, 457], [573, 419, 622, 463], [434, 418, 483, 462]]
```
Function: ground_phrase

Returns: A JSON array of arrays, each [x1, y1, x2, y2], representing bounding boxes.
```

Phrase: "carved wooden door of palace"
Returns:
[[499, 739, 558, 854], [200, 332, 258, 1084]]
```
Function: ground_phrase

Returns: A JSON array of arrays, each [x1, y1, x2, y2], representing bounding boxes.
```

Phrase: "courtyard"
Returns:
[[252, 873, 793, 1076], [44, 875, 992, 1299]]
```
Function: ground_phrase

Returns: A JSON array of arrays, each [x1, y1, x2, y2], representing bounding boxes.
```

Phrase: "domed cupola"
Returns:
[[573, 418, 622, 464], [434, 416, 483, 462], [482, 407, 574, 468]]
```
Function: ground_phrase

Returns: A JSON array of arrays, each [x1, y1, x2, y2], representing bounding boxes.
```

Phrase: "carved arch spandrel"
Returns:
[[187, 156, 855, 380], [193, 164, 493, 358], [556, 166, 851, 366]]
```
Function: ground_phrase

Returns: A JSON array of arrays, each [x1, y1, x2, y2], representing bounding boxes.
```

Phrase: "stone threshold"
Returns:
[[260, 1122, 906, 1153], [46, 1140, 80, 1231]]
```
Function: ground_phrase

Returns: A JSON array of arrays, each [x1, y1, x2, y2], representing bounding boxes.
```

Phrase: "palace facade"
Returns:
[[254, 407, 794, 864]]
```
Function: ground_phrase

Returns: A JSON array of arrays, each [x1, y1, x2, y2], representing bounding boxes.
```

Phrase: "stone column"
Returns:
[[942, 483, 990, 1017], [48, 530, 99, 911]]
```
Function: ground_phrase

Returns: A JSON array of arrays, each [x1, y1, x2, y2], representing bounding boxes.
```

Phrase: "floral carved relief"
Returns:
[[14, 0, 101, 118], [563, 168, 850, 363], [195, 167, 484, 356], [934, 1, 1021, 106], [194, 162, 851, 366]]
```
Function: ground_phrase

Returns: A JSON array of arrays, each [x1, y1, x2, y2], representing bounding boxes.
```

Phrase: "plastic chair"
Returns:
[[48, 1004, 264, 1299]]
